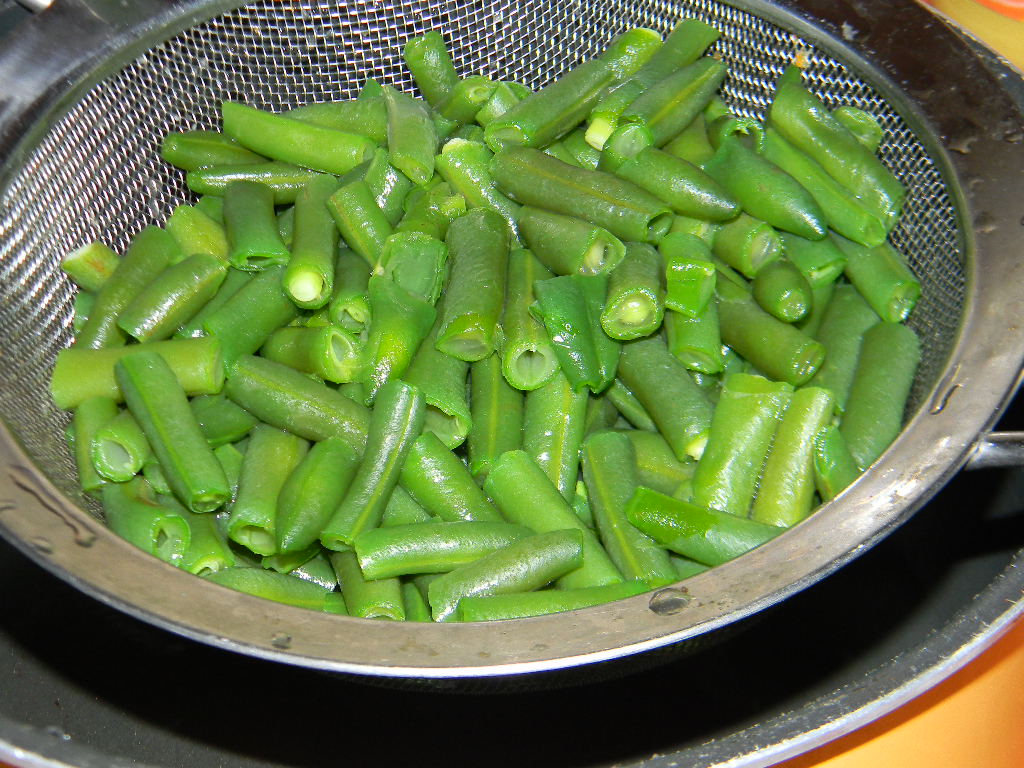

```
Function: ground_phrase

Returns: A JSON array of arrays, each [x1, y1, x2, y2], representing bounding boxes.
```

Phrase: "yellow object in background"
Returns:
[[921, 0, 1024, 70]]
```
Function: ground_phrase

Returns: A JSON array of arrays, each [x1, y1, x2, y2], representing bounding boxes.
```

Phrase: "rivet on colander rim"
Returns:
[[648, 587, 692, 616]]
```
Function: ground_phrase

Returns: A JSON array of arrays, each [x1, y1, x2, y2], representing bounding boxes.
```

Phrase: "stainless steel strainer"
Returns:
[[0, 0, 1022, 681]]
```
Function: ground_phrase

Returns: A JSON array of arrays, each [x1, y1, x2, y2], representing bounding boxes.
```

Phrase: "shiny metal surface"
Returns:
[[0, 0, 1022, 682]]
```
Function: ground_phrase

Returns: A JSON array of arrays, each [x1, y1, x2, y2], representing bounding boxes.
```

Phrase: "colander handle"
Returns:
[[964, 431, 1024, 470]]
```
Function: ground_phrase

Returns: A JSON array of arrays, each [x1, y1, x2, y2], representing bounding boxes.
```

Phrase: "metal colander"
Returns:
[[0, 0, 1021, 682]]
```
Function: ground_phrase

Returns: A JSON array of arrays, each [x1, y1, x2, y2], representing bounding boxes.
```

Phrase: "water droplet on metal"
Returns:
[[271, 632, 292, 649], [648, 587, 691, 616], [44, 726, 71, 741]]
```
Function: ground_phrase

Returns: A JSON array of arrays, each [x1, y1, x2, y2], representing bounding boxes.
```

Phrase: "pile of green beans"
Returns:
[[51, 20, 922, 623]]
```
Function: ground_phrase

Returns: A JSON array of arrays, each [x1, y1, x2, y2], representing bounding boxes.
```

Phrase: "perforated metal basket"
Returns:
[[0, 0, 1022, 682]]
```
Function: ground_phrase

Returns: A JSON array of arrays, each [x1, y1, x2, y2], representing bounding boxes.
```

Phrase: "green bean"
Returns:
[[812, 423, 861, 501], [806, 282, 881, 410], [72, 291, 94, 334], [102, 477, 190, 565], [75, 226, 182, 349], [615, 428, 695, 496], [259, 325, 362, 384], [399, 432, 504, 522], [403, 581, 433, 622], [439, 75, 498, 123], [282, 174, 340, 308], [73, 396, 119, 495], [626, 487, 782, 566], [839, 322, 920, 470], [227, 424, 309, 555], [458, 580, 649, 622], [224, 355, 370, 449], [276, 437, 360, 553], [222, 180, 291, 270], [833, 105, 883, 153], [831, 233, 921, 323], [195, 194, 225, 222], [327, 178, 394, 267], [261, 545, 321, 576], [499, 248, 559, 391], [475, 82, 530, 128], [750, 387, 835, 527], [436, 208, 510, 361], [337, 148, 414, 227], [382, 85, 436, 185], [189, 394, 258, 448], [328, 248, 372, 332], [382, 485, 434, 528], [402, 311, 471, 449], [716, 278, 825, 386], [91, 409, 151, 483], [582, 431, 678, 586], [584, 394, 620, 438], [115, 351, 230, 513], [62, 242, 121, 292], [711, 213, 782, 279], [362, 276, 436, 402], [751, 258, 813, 323], [484, 449, 623, 589], [174, 502, 237, 576], [354, 521, 532, 580], [377, 232, 448, 305], [779, 231, 847, 287], [285, 97, 389, 144], [434, 139, 520, 239], [161, 129, 267, 171], [403, 31, 460, 108], [617, 335, 715, 460], [517, 206, 626, 276], [559, 127, 602, 170], [329, 551, 403, 620], [213, 442, 245, 502], [165, 204, 229, 263], [664, 299, 724, 375], [571, 479, 595, 528], [522, 369, 590, 501], [600, 242, 665, 340], [669, 213, 720, 245], [797, 280, 835, 338], [621, 58, 728, 147], [468, 353, 524, 479], [428, 529, 586, 621], [221, 101, 376, 175], [663, 112, 715, 166], [186, 162, 324, 204], [605, 379, 657, 432], [206, 566, 346, 614], [690, 372, 792, 517], [175, 268, 251, 339]]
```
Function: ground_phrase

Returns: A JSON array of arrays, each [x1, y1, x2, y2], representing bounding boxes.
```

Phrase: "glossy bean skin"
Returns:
[[400, 432, 504, 523]]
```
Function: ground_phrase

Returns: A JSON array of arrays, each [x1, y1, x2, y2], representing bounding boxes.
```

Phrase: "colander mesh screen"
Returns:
[[0, 0, 963, 509]]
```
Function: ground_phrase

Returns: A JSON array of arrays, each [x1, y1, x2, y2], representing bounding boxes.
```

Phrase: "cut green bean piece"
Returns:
[[321, 381, 425, 549], [779, 231, 846, 287], [621, 58, 728, 147], [582, 431, 678, 586], [174, 501, 237, 576], [331, 551, 405, 620], [91, 409, 151, 483], [458, 580, 649, 621], [712, 213, 782, 279], [475, 82, 529, 127], [468, 353, 523, 479], [328, 248, 372, 332], [354, 521, 532, 580], [839, 322, 921, 470], [285, 97, 389, 144], [669, 214, 720, 245], [661, 232, 716, 318], [382, 85, 436, 185], [490, 148, 672, 244], [518, 206, 626, 276], [751, 387, 835, 528], [813, 423, 861, 501], [600, 242, 665, 340], [335, 148, 414, 227], [161, 130, 267, 171], [327, 178, 394, 267], [205, 567, 346, 613], [665, 299, 724, 375], [284, 174, 341, 308], [73, 291, 94, 335], [717, 278, 825, 386], [75, 226, 182, 350], [202, 264, 299, 369], [261, 545, 320, 576], [382, 485, 434, 527], [522, 369, 590, 501], [222, 101, 375, 175], [751, 258, 813, 323], [276, 437, 360, 553], [833, 105, 883, 153], [62, 242, 121, 292], [362, 276, 436, 402], [500, 249, 559, 391], [118, 253, 228, 342], [484, 452, 623, 589], [186, 162, 323, 205], [626, 487, 782, 567], [227, 424, 309, 556], [436, 208, 510, 362], [435, 139, 520, 241], [51, 337, 225, 410], [115, 351, 230, 513], [831, 233, 921, 323], [616, 428, 695, 496], [691, 372, 792, 517], [400, 432, 504, 522], [224, 355, 370, 449], [806, 282, 881, 411], [429, 529, 585, 621], [560, 127, 602, 170], [403, 31, 459, 108], [260, 324, 363, 384], [605, 379, 657, 432], [585, 394, 620, 438], [165, 204, 229, 263], [617, 335, 714, 461], [402, 311, 471, 449], [73, 396, 119, 495], [378, 232, 448, 305], [223, 180, 291, 271], [403, 581, 433, 622], [175, 267, 251, 339], [798, 280, 835, 339], [439, 75, 497, 124], [663, 112, 715, 166], [102, 478, 190, 565]]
